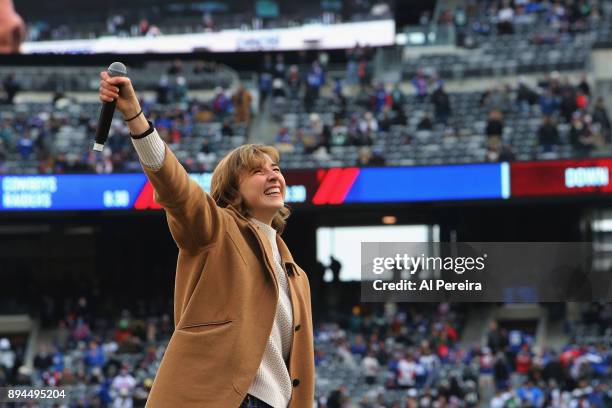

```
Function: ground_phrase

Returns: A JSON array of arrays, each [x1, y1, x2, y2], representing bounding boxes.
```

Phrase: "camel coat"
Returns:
[[143, 146, 315, 408]]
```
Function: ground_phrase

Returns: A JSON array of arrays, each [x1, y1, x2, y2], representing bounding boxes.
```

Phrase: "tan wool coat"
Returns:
[[143, 146, 315, 408]]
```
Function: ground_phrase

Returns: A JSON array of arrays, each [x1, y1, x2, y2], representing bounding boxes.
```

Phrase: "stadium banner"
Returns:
[[21, 20, 395, 54], [361, 242, 610, 302], [0, 163, 509, 211], [511, 158, 612, 197]]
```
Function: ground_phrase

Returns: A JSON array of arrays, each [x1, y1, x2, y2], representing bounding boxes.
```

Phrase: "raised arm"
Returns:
[[99, 71, 224, 252]]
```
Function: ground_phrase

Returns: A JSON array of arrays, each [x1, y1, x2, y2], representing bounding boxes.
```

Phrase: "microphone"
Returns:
[[93, 62, 128, 152]]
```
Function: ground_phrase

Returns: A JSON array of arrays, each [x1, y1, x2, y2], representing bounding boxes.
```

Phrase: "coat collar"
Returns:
[[225, 204, 300, 276]]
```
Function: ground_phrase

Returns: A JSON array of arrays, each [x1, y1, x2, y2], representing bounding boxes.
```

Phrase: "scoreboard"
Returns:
[[1, 158, 611, 211]]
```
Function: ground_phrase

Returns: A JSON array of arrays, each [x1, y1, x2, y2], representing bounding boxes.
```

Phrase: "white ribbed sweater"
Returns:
[[131, 130, 293, 408]]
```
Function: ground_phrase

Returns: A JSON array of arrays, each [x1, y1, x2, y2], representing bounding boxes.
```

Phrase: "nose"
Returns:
[[265, 168, 280, 180]]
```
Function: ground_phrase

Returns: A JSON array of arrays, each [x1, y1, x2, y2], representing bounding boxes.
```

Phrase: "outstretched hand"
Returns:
[[99, 71, 141, 119]]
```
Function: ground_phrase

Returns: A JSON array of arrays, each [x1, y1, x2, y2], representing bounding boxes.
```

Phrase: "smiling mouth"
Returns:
[[264, 187, 281, 196]]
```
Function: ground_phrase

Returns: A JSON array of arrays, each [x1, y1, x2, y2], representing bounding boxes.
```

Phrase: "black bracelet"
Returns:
[[124, 109, 143, 122]]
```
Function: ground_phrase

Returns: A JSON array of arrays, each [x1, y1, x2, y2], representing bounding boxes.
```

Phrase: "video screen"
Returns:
[[5, 0, 395, 54], [316, 224, 438, 281]]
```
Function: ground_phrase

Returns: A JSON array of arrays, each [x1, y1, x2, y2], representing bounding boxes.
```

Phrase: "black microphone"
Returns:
[[93, 62, 128, 152]]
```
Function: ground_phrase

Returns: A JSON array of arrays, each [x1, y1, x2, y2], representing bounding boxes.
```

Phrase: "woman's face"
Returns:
[[239, 153, 286, 224]]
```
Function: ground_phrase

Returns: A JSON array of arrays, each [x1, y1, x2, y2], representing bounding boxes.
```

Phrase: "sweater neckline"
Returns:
[[249, 217, 276, 240]]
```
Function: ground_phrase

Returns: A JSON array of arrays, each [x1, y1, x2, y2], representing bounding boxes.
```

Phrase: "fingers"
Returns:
[[99, 71, 131, 87], [99, 70, 136, 108], [99, 75, 120, 102], [99, 79, 120, 94], [99, 87, 118, 101], [99, 94, 115, 103]]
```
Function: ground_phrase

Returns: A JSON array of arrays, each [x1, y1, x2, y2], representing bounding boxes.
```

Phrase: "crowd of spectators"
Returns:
[[0, 65, 251, 175], [268, 57, 610, 166], [439, 0, 606, 47], [0, 294, 173, 407], [2, 55, 611, 174], [1, 286, 611, 407], [481, 72, 610, 161], [314, 303, 612, 408]]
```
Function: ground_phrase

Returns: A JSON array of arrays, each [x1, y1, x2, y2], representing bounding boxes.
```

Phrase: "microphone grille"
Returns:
[[108, 62, 128, 77]]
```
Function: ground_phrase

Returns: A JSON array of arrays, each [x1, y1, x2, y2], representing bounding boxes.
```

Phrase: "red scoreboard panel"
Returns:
[[511, 158, 612, 197]]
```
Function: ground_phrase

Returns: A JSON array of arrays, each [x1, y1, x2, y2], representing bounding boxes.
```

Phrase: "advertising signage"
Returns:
[[510, 158, 612, 197]]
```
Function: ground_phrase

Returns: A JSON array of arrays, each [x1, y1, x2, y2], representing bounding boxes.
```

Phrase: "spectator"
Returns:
[[16, 132, 34, 159], [111, 365, 136, 408], [286, 65, 301, 100], [379, 108, 393, 132], [167, 59, 183, 75], [397, 353, 423, 388], [497, 0, 515, 34], [538, 116, 560, 153], [173, 76, 188, 103], [517, 380, 544, 407], [539, 89, 559, 116], [345, 47, 358, 86], [391, 83, 405, 112], [592, 97, 610, 141], [155, 76, 170, 104], [212, 87, 230, 117], [411, 70, 428, 103], [0, 338, 15, 382], [359, 112, 378, 136], [373, 83, 391, 114], [192, 60, 208, 74], [487, 321, 506, 353], [329, 256, 342, 283], [231, 85, 252, 125], [482, 86, 511, 112], [138, 18, 150, 36], [570, 112, 597, 156], [417, 115, 433, 130], [362, 351, 380, 385], [431, 82, 451, 125], [275, 127, 293, 153], [273, 54, 286, 80], [369, 147, 386, 166], [486, 110, 504, 153], [258, 71, 272, 110], [560, 87, 578, 123], [2, 74, 20, 104], [578, 74, 590, 96], [493, 352, 511, 391], [84, 341, 105, 372], [305, 61, 325, 112], [327, 386, 349, 408], [221, 120, 233, 138], [575, 90, 588, 111], [516, 77, 537, 113]]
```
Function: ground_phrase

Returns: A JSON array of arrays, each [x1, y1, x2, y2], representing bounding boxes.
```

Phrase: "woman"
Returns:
[[99, 71, 314, 408]]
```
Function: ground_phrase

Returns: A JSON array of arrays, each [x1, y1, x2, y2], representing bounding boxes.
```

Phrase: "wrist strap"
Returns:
[[124, 109, 143, 122]]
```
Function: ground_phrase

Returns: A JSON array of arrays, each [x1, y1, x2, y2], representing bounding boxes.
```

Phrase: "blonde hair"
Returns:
[[210, 144, 290, 234]]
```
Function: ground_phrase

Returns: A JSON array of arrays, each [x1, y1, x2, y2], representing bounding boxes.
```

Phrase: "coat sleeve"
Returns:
[[142, 144, 224, 253]]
